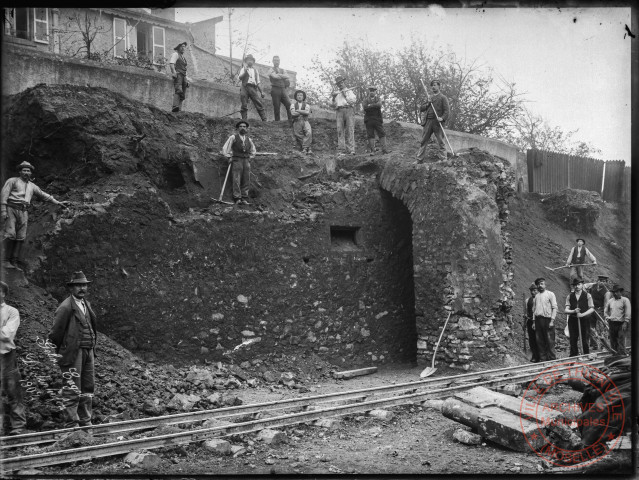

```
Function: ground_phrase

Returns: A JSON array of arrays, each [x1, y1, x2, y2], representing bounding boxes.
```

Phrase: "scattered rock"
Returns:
[[368, 409, 394, 421], [258, 428, 286, 445], [237, 295, 249, 304], [203, 438, 231, 455], [231, 445, 246, 457], [167, 393, 201, 411], [453, 428, 482, 445], [314, 418, 341, 430], [50, 430, 98, 451], [124, 450, 164, 469]]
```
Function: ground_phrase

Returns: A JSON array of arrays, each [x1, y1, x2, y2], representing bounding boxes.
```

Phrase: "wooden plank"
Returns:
[[333, 367, 378, 379]]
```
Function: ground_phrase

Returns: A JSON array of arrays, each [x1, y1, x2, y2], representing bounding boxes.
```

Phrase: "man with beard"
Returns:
[[222, 120, 257, 205], [532, 277, 558, 361], [565, 278, 595, 357], [1, 161, 68, 271], [48, 272, 98, 428]]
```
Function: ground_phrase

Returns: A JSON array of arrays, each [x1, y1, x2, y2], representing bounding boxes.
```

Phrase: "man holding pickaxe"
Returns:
[[584, 274, 611, 350], [416, 79, 450, 162], [565, 238, 597, 282]]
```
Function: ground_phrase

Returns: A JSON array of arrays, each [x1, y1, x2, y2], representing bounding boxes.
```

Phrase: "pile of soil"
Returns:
[[540, 189, 603, 232]]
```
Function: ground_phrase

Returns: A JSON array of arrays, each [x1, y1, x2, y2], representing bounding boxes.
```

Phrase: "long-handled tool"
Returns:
[[420, 309, 453, 378], [522, 292, 527, 353], [419, 79, 455, 156], [559, 311, 615, 354], [544, 262, 596, 272], [212, 161, 234, 205]]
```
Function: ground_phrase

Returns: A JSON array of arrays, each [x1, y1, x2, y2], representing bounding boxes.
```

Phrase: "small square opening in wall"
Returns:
[[330, 226, 361, 251]]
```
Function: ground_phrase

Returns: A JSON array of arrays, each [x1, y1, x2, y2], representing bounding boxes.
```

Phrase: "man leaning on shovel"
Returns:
[[416, 79, 450, 162], [565, 278, 594, 357]]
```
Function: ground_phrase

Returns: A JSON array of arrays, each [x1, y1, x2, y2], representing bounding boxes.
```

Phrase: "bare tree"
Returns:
[[57, 10, 110, 59]]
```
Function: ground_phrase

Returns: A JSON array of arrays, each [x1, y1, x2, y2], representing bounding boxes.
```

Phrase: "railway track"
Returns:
[[0, 352, 611, 472]]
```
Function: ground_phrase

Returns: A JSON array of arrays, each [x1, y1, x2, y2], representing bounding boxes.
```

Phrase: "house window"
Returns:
[[152, 26, 165, 62], [4, 8, 29, 40], [33, 8, 48, 43], [113, 17, 128, 57]]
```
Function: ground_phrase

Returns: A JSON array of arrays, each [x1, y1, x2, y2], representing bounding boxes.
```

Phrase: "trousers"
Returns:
[[293, 119, 312, 149], [172, 73, 188, 111], [240, 84, 266, 120], [0, 350, 27, 433], [608, 321, 628, 355], [336, 107, 355, 153], [568, 316, 591, 356], [231, 157, 250, 200], [60, 348, 95, 428], [526, 320, 540, 362], [416, 118, 445, 161], [534, 316, 556, 362], [3, 206, 28, 241], [270, 86, 292, 121]]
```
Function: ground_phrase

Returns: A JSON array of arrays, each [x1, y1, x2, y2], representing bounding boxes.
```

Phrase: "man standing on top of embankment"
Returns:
[[532, 277, 557, 362], [362, 85, 391, 155], [222, 120, 257, 205], [290, 89, 312, 154], [416, 79, 449, 162], [268, 55, 292, 122], [1, 161, 68, 271], [331, 75, 357, 156], [565, 238, 597, 282], [238, 54, 267, 122], [169, 42, 189, 113]]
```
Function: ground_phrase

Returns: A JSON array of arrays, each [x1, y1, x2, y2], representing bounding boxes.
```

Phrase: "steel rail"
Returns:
[[1, 351, 609, 450], [1, 357, 607, 471]]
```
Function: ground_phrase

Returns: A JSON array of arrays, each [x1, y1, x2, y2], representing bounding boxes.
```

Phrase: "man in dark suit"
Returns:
[[416, 79, 450, 162], [48, 271, 98, 428]]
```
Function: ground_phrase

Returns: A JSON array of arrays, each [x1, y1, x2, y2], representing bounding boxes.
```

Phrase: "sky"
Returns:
[[175, 7, 632, 163]]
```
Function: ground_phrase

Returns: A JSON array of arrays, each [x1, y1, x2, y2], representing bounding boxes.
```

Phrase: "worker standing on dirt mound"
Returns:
[[604, 284, 630, 356], [331, 75, 357, 156], [524, 282, 541, 362], [564, 238, 597, 282], [416, 79, 449, 162], [222, 120, 257, 205], [0, 281, 28, 435], [268, 55, 292, 122], [238, 54, 267, 121], [290, 90, 313, 154], [565, 278, 594, 357], [48, 272, 98, 428], [584, 274, 611, 350], [362, 85, 391, 156], [169, 42, 189, 113], [1, 161, 68, 271], [532, 277, 557, 361]]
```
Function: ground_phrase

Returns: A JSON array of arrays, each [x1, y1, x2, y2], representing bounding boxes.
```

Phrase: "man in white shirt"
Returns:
[[169, 42, 189, 112], [222, 121, 257, 205], [290, 90, 312, 154], [532, 277, 558, 361], [331, 75, 357, 155], [238, 54, 267, 121], [0, 281, 27, 435], [565, 238, 597, 282], [604, 285, 631, 356]]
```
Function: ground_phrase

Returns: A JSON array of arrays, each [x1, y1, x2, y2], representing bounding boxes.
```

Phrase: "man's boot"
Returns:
[[381, 136, 391, 154], [2, 239, 16, 270], [11, 240, 24, 272], [368, 138, 376, 156]]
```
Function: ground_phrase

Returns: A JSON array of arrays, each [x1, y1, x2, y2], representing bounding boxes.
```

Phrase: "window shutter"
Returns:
[[152, 26, 165, 62], [113, 18, 127, 57], [34, 8, 48, 43]]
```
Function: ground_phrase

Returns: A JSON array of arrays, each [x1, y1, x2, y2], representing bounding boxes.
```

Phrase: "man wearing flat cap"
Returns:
[[565, 278, 594, 356], [584, 274, 611, 349], [524, 282, 540, 362], [238, 54, 267, 121], [331, 75, 357, 155], [1, 161, 68, 271], [362, 85, 391, 155], [417, 79, 449, 161], [532, 277, 557, 361], [604, 284, 630, 356], [169, 42, 189, 112], [48, 271, 98, 428], [268, 55, 293, 122], [222, 121, 257, 205], [565, 238, 597, 282], [290, 90, 313, 154]]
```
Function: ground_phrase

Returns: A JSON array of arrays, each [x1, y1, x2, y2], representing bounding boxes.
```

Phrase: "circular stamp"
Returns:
[[519, 361, 625, 468]]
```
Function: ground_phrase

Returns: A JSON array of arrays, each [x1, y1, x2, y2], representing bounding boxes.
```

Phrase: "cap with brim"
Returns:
[[611, 284, 624, 292], [294, 90, 306, 101], [17, 161, 35, 171], [244, 54, 255, 62], [529, 282, 538, 291], [174, 42, 187, 51], [534, 277, 545, 285], [571, 278, 584, 286], [67, 271, 92, 285], [576, 238, 586, 244], [235, 120, 249, 129], [368, 86, 377, 90]]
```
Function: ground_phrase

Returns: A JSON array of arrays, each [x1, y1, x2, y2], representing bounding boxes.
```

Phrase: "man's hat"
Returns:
[[571, 278, 584, 286], [368, 85, 377, 90], [529, 282, 538, 291], [576, 238, 586, 244], [611, 284, 624, 292], [174, 42, 187, 51], [335, 75, 345, 83], [534, 277, 545, 285], [235, 120, 249, 129], [597, 275, 609, 280], [430, 79, 441, 86], [294, 90, 306, 101], [244, 54, 255, 62], [67, 271, 92, 286], [17, 161, 35, 171]]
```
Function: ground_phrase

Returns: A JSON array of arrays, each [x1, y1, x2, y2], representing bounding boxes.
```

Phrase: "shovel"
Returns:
[[212, 161, 234, 205], [420, 310, 453, 378], [544, 263, 596, 272], [419, 79, 456, 157]]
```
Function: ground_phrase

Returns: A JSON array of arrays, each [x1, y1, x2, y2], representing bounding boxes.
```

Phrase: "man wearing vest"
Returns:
[[532, 277, 557, 361], [1, 161, 68, 271], [362, 86, 391, 156], [268, 56, 292, 122], [524, 282, 541, 363], [222, 121, 257, 205], [584, 274, 611, 350], [604, 284, 630, 356], [169, 42, 189, 113], [238, 54, 267, 121], [565, 238, 597, 282], [48, 272, 98, 428], [1, 281, 28, 435], [290, 90, 312, 154], [564, 278, 595, 357], [417, 80, 450, 162], [331, 75, 357, 156]]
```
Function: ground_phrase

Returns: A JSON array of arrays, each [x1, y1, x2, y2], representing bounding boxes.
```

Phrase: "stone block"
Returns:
[[203, 438, 231, 455], [258, 428, 286, 445], [124, 451, 163, 469], [231, 445, 247, 457], [368, 409, 394, 421], [453, 428, 482, 445], [167, 393, 201, 411], [314, 418, 341, 430]]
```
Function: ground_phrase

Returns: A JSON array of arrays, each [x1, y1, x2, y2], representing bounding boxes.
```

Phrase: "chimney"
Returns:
[[150, 8, 176, 22]]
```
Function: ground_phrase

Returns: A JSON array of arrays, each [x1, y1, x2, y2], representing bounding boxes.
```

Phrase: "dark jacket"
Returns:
[[48, 296, 97, 367], [420, 93, 450, 125]]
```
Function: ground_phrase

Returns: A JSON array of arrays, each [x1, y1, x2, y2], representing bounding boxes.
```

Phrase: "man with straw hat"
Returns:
[[169, 41, 189, 112], [1, 161, 68, 271], [290, 89, 313, 154], [48, 271, 98, 428], [238, 54, 267, 121]]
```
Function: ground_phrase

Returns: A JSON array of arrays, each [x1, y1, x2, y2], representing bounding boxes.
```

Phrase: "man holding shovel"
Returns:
[[565, 238, 597, 282], [222, 120, 257, 205], [584, 275, 611, 350], [565, 278, 594, 357], [416, 79, 450, 162]]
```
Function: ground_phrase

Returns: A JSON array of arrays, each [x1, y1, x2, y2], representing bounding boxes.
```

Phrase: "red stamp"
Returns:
[[519, 362, 625, 468]]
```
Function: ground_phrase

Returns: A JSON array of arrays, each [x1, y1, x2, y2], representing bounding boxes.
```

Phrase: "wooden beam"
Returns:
[[333, 367, 378, 379]]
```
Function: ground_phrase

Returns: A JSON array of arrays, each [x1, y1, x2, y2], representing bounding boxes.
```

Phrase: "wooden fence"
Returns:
[[527, 149, 629, 203]]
